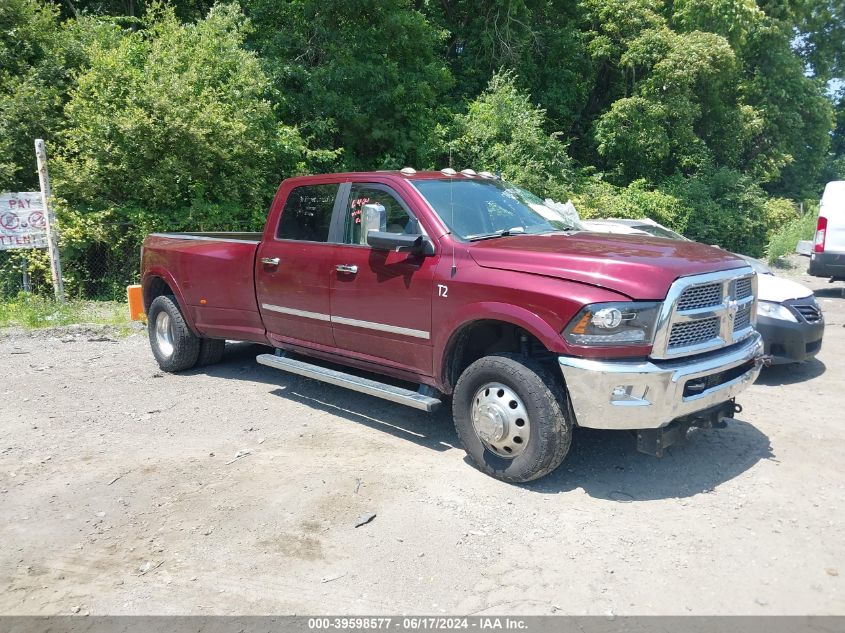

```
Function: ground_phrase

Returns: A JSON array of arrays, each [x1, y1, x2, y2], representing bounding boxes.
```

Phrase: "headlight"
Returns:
[[756, 301, 797, 322], [562, 302, 661, 346]]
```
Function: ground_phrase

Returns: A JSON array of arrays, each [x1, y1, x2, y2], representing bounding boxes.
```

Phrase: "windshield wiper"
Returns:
[[466, 226, 527, 241], [536, 226, 581, 235]]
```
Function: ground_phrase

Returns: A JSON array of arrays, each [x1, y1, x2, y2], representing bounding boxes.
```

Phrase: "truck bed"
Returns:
[[143, 232, 267, 342]]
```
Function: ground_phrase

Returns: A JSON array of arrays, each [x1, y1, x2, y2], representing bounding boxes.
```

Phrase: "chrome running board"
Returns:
[[256, 353, 442, 412]]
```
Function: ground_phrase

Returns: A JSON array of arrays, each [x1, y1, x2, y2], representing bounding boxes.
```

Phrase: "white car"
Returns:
[[583, 218, 824, 364]]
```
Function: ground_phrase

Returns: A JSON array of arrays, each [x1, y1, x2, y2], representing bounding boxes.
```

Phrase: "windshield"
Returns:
[[412, 179, 583, 240]]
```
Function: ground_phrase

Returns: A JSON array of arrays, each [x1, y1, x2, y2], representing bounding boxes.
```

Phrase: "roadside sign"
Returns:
[[0, 192, 48, 250]]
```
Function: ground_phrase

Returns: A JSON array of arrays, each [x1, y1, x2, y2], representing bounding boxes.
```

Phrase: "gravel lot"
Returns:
[[1, 259, 843, 615]]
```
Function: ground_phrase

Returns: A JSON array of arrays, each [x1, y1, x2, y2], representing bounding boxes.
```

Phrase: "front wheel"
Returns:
[[453, 353, 573, 483]]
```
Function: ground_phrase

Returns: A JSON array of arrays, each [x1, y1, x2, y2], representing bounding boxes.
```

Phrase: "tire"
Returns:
[[453, 353, 572, 483], [147, 295, 200, 372], [196, 338, 226, 367]]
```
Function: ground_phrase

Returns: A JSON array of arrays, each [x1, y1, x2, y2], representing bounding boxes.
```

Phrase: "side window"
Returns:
[[277, 184, 338, 242], [344, 185, 418, 245]]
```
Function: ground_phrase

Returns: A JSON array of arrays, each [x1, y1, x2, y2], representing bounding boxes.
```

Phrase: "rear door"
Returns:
[[329, 182, 438, 376], [256, 182, 344, 348]]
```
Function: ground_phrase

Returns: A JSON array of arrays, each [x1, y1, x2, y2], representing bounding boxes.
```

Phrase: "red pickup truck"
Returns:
[[141, 169, 764, 482]]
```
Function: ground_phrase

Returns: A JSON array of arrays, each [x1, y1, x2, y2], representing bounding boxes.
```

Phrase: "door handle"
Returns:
[[335, 264, 358, 274], [260, 257, 280, 266]]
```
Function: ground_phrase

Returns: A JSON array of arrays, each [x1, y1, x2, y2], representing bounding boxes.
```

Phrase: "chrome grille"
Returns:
[[676, 283, 722, 311], [652, 267, 757, 359], [668, 317, 720, 348], [735, 278, 752, 300], [733, 304, 751, 331]]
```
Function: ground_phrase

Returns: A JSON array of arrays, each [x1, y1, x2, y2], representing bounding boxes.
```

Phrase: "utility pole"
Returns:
[[35, 139, 65, 302]]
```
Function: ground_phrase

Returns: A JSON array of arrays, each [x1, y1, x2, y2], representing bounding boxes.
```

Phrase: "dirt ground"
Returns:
[[1, 257, 844, 616]]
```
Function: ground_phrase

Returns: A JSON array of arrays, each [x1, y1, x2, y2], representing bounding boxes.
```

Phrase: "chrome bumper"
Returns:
[[558, 333, 764, 430]]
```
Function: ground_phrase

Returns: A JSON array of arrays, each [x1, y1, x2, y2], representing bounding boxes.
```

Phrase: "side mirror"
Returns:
[[362, 203, 386, 235], [367, 231, 435, 256]]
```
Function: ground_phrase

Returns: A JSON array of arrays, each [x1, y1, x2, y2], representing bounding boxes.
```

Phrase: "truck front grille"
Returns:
[[735, 277, 753, 300], [677, 283, 722, 311], [733, 304, 752, 331], [668, 317, 720, 349], [653, 268, 758, 359]]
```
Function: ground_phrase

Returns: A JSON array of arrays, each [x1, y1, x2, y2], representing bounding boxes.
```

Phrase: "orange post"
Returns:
[[127, 284, 145, 321]]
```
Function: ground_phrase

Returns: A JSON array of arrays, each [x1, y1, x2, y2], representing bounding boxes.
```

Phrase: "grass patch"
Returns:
[[0, 293, 133, 330], [765, 210, 818, 264]]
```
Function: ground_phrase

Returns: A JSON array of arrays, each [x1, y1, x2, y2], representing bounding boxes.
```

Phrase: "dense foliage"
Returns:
[[1, 0, 843, 296]]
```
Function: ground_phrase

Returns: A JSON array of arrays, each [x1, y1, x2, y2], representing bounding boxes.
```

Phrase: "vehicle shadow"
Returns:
[[754, 358, 826, 385], [269, 387, 458, 453], [520, 420, 774, 500], [192, 342, 457, 453], [197, 342, 773, 501], [814, 287, 845, 299]]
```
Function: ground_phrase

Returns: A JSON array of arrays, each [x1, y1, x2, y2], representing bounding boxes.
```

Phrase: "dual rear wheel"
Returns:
[[148, 295, 225, 372]]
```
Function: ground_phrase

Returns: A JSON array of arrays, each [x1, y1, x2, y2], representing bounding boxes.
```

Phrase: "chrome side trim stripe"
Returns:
[[150, 232, 261, 244], [331, 315, 430, 340], [260, 303, 430, 339], [261, 303, 331, 322]]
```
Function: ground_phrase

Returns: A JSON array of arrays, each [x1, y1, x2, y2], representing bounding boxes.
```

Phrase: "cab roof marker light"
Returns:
[[440, 167, 457, 176], [460, 169, 477, 177], [400, 167, 417, 176], [478, 171, 496, 179]]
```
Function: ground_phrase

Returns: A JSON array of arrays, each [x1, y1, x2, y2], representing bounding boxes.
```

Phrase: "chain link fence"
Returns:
[[0, 224, 142, 301]]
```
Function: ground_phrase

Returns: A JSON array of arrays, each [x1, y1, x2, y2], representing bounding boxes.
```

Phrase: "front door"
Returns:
[[329, 182, 438, 376], [256, 182, 341, 349]]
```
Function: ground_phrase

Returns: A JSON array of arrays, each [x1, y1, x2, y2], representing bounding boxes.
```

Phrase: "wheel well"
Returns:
[[144, 276, 174, 311], [443, 320, 555, 393]]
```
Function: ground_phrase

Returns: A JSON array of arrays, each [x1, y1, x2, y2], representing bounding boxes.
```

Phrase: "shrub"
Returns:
[[665, 168, 770, 256], [55, 3, 301, 214], [765, 207, 818, 264], [763, 197, 799, 240], [572, 177, 687, 231], [444, 71, 575, 200]]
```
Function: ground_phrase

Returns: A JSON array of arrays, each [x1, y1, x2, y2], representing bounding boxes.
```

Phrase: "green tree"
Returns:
[[738, 20, 833, 197], [445, 70, 574, 198], [244, 0, 452, 170], [56, 3, 301, 214], [593, 27, 744, 182], [824, 91, 845, 181], [761, 0, 845, 82], [420, 0, 592, 134], [667, 167, 773, 256], [0, 0, 63, 189], [52, 0, 216, 22]]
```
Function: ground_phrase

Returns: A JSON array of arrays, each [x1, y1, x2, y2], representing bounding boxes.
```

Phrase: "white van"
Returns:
[[809, 180, 845, 281]]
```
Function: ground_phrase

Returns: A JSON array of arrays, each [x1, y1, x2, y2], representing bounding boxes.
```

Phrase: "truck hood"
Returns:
[[468, 232, 748, 299]]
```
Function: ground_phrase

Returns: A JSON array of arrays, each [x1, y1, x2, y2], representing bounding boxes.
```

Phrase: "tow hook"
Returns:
[[757, 354, 773, 368], [715, 401, 742, 428], [636, 399, 742, 457]]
